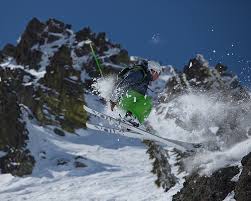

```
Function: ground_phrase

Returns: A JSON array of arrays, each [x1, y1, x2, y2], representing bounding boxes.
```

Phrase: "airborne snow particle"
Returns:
[[151, 33, 161, 44]]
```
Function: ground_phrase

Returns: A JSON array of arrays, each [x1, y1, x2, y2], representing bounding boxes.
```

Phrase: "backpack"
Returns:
[[117, 63, 148, 83]]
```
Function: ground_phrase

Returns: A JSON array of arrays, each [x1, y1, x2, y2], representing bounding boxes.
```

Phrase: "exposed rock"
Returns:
[[183, 56, 210, 82], [0, 149, 35, 176], [40, 45, 87, 132], [75, 156, 86, 160], [0, 51, 4, 63], [0, 67, 36, 108], [110, 49, 130, 65], [74, 161, 87, 168], [74, 45, 90, 57], [0, 80, 35, 176], [43, 45, 73, 90], [144, 140, 177, 191], [0, 82, 27, 149], [94, 32, 108, 52], [248, 128, 251, 136], [74, 156, 87, 168], [163, 55, 250, 103], [173, 166, 239, 201], [54, 128, 65, 136], [57, 158, 69, 166], [235, 152, 251, 201], [46, 18, 71, 33], [15, 18, 45, 69], [75, 27, 94, 42], [215, 63, 228, 75], [2, 43, 16, 57]]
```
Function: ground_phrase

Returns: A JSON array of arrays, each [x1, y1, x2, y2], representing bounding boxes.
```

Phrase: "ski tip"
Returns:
[[83, 105, 92, 113]]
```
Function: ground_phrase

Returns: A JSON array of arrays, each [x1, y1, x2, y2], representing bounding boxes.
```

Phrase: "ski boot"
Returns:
[[124, 111, 140, 127]]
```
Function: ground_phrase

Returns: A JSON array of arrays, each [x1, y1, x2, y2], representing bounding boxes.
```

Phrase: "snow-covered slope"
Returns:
[[0, 95, 168, 201]]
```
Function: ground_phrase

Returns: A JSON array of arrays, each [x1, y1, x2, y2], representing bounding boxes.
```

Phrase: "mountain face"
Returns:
[[0, 17, 130, 176], [0, 18, 250, 200]]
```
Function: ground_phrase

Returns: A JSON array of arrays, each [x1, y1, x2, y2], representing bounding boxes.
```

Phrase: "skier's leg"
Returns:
[[119, 90, 152, 123]]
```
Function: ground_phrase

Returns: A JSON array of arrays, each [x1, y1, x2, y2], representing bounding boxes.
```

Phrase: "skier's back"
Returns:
[[110, 60, 162, 126]]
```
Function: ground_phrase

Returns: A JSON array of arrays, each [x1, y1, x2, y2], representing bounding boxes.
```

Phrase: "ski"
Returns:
[[87, 123, 144, 139], [86, 122, 195, 152], [84, 105, 203, 152]]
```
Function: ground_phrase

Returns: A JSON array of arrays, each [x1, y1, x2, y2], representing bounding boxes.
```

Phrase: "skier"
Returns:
[[110, 60, 162, 126]]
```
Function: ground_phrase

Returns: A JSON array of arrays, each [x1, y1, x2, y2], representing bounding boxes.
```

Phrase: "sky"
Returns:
[[0, 0, 250, 87]]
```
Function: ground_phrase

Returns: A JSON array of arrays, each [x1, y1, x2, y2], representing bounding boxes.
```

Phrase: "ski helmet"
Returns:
[[148, 60, 162, 74]]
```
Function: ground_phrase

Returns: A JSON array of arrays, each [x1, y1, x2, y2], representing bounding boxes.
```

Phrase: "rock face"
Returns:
[[171, 152, 251, 201], [15, 17, 45, 69], [163, 54, 250, 103], [0, 81, 26, 149], [2, 44, 16, 58], [40, 45, 87, 132], [0, 80, 35, 176], [43, 45, 74, 90], [235, 152, 251, 201], [173, 166, 239, 201]]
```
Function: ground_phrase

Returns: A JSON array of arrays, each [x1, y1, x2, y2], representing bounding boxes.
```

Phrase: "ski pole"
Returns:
[[85, 39, 103, 77]]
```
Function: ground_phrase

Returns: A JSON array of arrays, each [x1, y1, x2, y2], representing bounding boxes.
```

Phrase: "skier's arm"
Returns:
[[110, 70, 144, 103]]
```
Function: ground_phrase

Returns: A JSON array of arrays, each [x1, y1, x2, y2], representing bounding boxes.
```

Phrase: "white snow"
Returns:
[[102, 62, 124, 69], [185, 138, 251, 175], [0, 151, 7, 158], [16, 36, 21, 44], [223, 191, 236, 201], [231, 167, 242, 182], [0, 96, 168, 201], [103, 48, 120, 57], [91, 75, 117, 101], [209, 126, 219, 134]]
